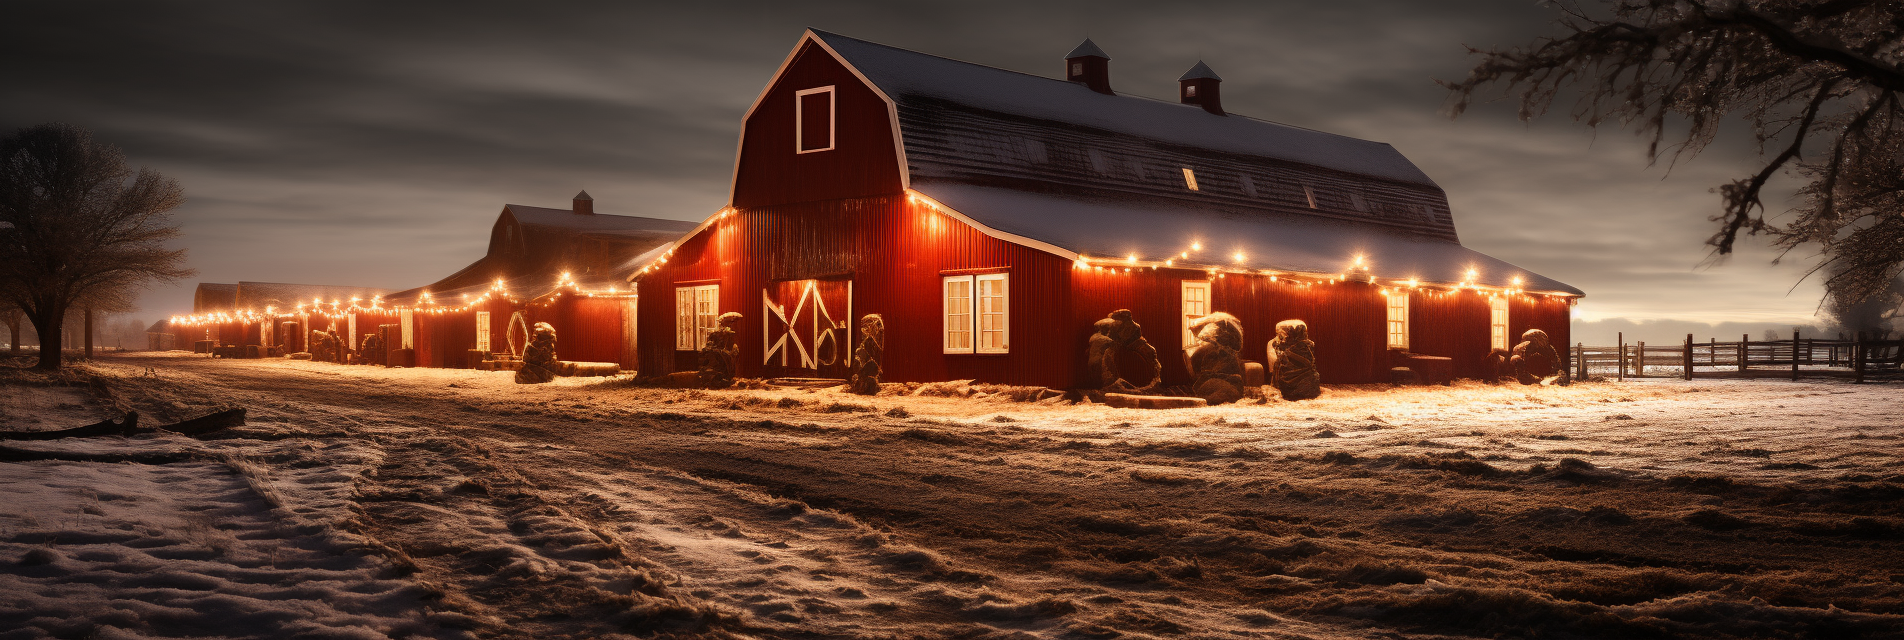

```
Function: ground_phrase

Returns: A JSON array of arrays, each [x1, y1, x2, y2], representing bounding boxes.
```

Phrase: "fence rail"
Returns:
[[1573, 331, 1904, 382]]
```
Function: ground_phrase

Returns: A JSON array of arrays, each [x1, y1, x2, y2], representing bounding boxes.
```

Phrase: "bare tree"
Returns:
[[0, 123, 192, 370], [1443, 0, 1904, 314]]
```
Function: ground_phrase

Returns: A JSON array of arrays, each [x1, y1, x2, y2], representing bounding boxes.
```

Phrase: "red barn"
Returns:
[[631, 30, 1581, 389]]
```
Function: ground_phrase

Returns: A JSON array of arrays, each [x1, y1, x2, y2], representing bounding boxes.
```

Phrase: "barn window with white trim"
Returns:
[[676, 284, 719, 350], [1181, 280, 1210, 346], [943, 273, 1009, 354], [975, 273, 1009, 353], [1385, 292, 1409, 349], [795, 86, 835, 154], [475, 311, 491, 352], [1490, 296, 1510, 350], [943, 276, 972, 353]]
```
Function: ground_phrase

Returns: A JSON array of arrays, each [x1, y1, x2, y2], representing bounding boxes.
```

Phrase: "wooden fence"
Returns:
[[1573, 331, 1904, 383]]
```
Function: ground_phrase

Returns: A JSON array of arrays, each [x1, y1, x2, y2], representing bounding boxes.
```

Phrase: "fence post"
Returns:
[[1741, 333, 1750, 372], [1576, 342, 1586, 381], [1617, 332, 1624, 381], [1855, 332, 1866, 384], [1709, 337, 1716, 366], [1684, 333, 1694, 380], [1791, 328, 1801, 381], [1637, 341, 1646, 378]]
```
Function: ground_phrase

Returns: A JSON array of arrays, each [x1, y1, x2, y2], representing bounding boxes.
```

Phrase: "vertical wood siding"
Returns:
[[636, 195, 1079, 387], [731, 40, 904, 208]]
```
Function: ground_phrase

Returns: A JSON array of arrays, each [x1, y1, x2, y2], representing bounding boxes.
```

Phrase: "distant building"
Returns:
[[628, 31, 1581, 386]]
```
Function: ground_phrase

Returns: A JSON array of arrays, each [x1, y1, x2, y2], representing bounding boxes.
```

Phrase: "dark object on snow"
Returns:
[[699, 312, 743, 389], [848, 314, 884, 395], [1267, 319, 1321, 401], [516, 322, 559, 384], [360, 332, 386, 366], [0, 412, 139, 440], [1512, 329, 1569, 386], [1090, 309, 1161, 394], [310, 330, 342, 364], [1389, 348, 1453, 385], [1483, 348, 1513, 383], [157, 408, 246, 435], [1184, 312, 1246, 404]]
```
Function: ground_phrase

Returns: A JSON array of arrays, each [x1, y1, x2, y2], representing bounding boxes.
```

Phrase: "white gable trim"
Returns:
[[907, 190, 1079, 261], [727, 30, 912, 205]]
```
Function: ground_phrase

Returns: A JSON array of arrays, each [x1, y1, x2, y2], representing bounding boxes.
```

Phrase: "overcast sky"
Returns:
[[4, 0, 1835, 344]]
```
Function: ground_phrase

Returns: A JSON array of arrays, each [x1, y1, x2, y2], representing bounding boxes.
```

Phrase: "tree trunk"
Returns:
[[5, 310, 19, 356], [84, 308, 94, 359], [29, 307, 63, 370]]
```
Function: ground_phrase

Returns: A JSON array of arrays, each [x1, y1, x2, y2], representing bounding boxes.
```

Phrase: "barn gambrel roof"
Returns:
[[800, 30, 1581, 295]]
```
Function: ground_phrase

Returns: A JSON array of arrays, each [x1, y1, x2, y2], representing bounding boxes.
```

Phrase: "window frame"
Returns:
[[1490, 296, 1510, 351], [942, 275, 973, 354], [1385, 292, 1410, 350], [475, 311, 491, 352], [975, 272, 1009, 354], [1181, 280, 1211, 347], [943, 273, 1009, 354], [794, 86, 836, 154], [675, 284, 720, 350]]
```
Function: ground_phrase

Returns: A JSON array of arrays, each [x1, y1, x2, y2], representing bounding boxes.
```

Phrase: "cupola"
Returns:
[[1179, 61, 1223, 115], [572, 190, 594, 215], [1065, 39, 1113, 95]]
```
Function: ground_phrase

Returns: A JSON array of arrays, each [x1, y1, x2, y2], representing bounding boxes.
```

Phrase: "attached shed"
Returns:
[[631, 30, 1581, 388]]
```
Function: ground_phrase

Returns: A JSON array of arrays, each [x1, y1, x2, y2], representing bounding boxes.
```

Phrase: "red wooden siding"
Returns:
[[636, 194, 1080, 387], [529, 295, 625, 365], [731, 40, 903, 208]]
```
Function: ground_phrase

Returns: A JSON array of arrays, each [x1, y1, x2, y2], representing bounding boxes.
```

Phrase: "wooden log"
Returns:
[[0, 412, 139, 440], [1103, 393, 1208, 409], [157, 408, 246, 435]]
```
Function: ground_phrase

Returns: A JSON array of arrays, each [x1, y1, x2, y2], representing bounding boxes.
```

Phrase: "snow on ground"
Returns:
[[1, 352, 1900, 639]]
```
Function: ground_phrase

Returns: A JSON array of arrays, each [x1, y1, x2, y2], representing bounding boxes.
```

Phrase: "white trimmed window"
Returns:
[[944, 273, 1009, 354], [346, 315, 356, 350], [475, 311, 491, 352], [795, 86, 835, 154], [1385, 292, 1409, 349], [676, 284, 719, 350], [1490, 296, 1510, 350], [1181, 168, 1199, 191], [1181, 280, 1210, 346], [399, 309, 416, 349]]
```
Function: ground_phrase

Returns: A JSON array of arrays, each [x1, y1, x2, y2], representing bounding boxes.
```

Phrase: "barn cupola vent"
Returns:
[[1065, 39, 1113, 95], [572, 190, 594, 215], [1178, 61, 1224, 115]]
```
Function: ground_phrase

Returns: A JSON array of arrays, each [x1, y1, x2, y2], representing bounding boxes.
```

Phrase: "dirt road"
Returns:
[[7, 353, 1901, 639]]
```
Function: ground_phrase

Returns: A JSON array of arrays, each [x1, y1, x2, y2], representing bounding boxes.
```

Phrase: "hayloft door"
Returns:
[[761, 278, 852, 379]]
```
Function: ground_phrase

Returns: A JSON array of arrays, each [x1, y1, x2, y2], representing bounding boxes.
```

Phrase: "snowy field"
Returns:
[[1, 352, 1899, 639]]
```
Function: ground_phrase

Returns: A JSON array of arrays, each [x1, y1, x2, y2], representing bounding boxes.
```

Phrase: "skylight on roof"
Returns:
[[1182, 168, 1199, 191]]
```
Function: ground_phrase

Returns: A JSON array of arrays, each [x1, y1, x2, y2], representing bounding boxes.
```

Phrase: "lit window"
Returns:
[[399, 308, 415, 350], [1182, 168, 1199, 191], [475, 311, 491, 352], [346, 315, 356, 351], [1181, 280, 1210, 346], [944, 273, 1009, 353], [795, 86, 835, 154], [675, 284, 719, 350], [1185, 85, 1198, 97], [1386, 293, 1409, 349], [1490, 296, 1509, 350]]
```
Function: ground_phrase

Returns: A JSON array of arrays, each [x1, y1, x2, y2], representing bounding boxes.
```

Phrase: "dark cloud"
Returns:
[[3, 0, 1828, 338]]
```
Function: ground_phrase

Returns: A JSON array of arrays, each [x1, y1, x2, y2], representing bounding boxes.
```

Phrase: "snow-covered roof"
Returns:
[[504, 204, 698, 239], [1065, 39, 1110, 60], [915, 182, 1583, 295], [235, 282, 393, 310], [813, 30, 1438, 188], [1179, 61, 1221, 82]]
